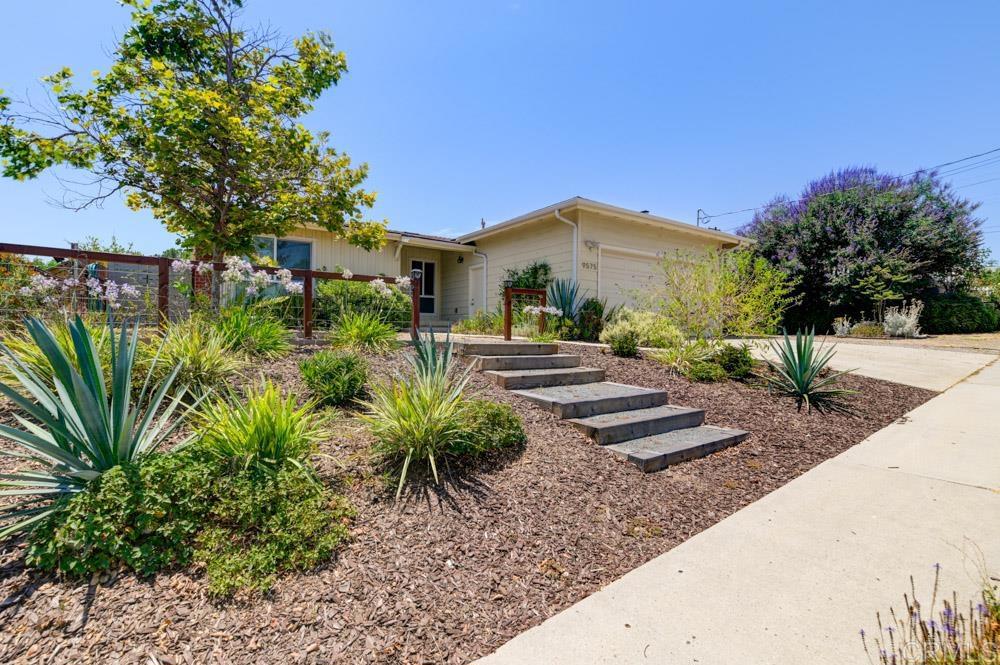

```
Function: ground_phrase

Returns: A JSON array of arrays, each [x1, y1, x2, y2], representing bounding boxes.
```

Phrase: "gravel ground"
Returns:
[[0, 343, 935, 664]]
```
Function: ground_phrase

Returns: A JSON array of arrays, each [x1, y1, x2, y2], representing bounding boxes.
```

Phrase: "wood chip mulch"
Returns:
[[0, 343, 935, 664]]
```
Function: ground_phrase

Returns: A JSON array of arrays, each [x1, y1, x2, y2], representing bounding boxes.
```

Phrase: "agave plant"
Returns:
[[547, 278, 586, 323], [409, 329, 455, 379], [766, 328, 856, 413], [0, 316, 195, 538]]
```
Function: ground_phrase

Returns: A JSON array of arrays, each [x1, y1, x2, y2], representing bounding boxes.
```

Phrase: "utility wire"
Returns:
[[702, 146, 1000, 230]]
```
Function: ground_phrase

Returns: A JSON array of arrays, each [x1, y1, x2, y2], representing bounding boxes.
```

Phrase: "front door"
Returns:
[[410, 259, 436, 315], [468, 264, 483, 314]]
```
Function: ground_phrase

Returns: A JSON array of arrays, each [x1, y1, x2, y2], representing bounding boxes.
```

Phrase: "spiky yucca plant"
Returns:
[[766, 328, 856, 413], [0, 316, 194, 538]]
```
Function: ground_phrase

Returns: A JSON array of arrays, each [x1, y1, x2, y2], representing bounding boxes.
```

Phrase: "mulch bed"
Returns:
[[0, 342, 935, 664]]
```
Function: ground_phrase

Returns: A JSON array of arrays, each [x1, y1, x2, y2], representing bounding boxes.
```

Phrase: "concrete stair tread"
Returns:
[[512, 382, 669, 419], [471, 353, 581, 371], [484, 366, 605, 390], [458, 342, 559, 356], [568, 404, 706, 445], [606, 425, 749, 472], [569, 404, 703, 427]]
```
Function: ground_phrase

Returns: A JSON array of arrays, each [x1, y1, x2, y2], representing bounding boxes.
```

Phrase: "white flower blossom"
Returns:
[[370, 278, 392, 298], [195, 261, 214, 275], [341, 268, 353, 280], [523, 305, 563, 317], [394, 276, 411, 291], [171, 258, 193, 273], [284, 281, 304, 294]]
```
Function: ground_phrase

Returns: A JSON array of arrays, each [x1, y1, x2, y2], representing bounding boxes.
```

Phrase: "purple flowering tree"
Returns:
[[739, 167, 985, 329]]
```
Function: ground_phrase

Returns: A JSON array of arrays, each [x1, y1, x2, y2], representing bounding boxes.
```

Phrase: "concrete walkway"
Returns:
[[477, 358, 1000, 664]]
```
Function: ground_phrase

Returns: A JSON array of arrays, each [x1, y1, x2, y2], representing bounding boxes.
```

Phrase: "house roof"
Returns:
[[456, 196, 748, 246]]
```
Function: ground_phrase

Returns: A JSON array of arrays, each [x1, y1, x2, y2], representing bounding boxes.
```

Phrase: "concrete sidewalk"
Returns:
[[477, 359, 1000, 665]]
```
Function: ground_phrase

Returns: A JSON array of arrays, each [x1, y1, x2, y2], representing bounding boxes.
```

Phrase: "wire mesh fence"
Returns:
[[0, 243, 420, 337]]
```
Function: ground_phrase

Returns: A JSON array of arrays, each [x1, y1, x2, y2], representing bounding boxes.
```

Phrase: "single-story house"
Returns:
[[254, 197, 746, 325]]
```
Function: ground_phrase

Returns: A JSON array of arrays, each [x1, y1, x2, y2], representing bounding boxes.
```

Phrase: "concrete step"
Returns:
[[457, 342, 559, 357], [568, 405, 706, 445], [485, 366, 605, 390], [512, 382, 669, 419], [605, 425, 749, 472], [472, 353, 581, 371]]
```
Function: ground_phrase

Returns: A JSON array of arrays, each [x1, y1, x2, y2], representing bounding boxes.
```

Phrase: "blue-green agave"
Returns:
[[0, 316, 195, 538]]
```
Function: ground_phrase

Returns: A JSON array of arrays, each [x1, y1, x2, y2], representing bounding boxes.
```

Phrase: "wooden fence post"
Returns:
[[503, 286, 513, 341], [303, 270, 314, 339], [410, 277, 421, 333], [539, 291, 547, 335], [157, 258, 170, 326]]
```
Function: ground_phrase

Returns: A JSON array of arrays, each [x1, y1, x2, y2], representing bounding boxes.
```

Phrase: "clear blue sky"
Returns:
[[2, 1, 1000, 257]]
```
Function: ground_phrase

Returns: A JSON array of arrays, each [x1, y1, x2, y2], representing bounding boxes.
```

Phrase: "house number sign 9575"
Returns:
[[581, 261, 598, 270]]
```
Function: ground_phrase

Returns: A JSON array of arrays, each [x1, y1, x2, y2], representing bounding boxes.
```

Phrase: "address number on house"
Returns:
[[581, 262, 598, 270]]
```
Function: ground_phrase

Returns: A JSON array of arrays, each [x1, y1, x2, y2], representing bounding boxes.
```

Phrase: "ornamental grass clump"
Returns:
[[299, 350, 367, 407], [0, 316, 195, 538], [883, 300, 924, 338], [141, 316, 243, 400], [213, 305, 293, 359], [362, 331, 471, 499], [766, 328, 856, 413], [196, 381, 322, 476], [330, 310, 398, 353]]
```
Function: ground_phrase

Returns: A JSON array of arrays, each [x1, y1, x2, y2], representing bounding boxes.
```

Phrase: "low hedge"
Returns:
[[920, 293, 1000, 334]]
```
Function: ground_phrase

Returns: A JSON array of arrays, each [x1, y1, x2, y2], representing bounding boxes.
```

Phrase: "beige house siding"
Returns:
[[439, 255, 469, 322], [575, 210, 730, 308], [288, 226, 400, 276], [472, 216, 575, 311]]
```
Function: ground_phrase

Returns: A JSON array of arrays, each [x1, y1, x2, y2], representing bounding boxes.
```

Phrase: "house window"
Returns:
[[253, 236, 312, 270], [410, 259, 436, 315]]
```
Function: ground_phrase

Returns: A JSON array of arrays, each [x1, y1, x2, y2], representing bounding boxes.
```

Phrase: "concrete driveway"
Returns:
[[737, 336, 996, 391], [476, 348, 1000, 665]]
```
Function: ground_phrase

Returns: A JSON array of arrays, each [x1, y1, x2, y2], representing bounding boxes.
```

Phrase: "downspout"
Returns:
[[473, 249, 488, 312], [553, 208, 578, 283]]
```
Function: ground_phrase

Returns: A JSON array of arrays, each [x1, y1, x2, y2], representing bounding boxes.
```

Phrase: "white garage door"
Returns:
[[600, 248, 660, 309]]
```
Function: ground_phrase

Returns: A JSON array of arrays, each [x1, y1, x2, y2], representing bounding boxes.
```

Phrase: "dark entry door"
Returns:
[[410, 260, 435, 315]]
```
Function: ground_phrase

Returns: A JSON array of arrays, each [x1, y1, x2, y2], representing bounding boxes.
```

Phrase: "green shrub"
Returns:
[[500, 260, 552, 299], [26, 451, 215, 576], [921, 292, 1000, 334], [310, 279, 411, 330], [0, 316, 194, 539], [193, 465, 353, 596], [214, 306, 293, 359], [141, 316, 243, 400], [299, 350, 367, 407], [452, 309, 502, 335], [329, 310, 397, 353], [576, 298, 607, 342], [599, 309, 684, 349], [712, 344, 754, 380], [362, 333, 471, 498], [452, 400, 527, 455], [848, 321, 884, 337], [766, 329, 855, 413], [648, 339, 715, 374], [684, 360, 728, 382], [197, 381, 322, 475], [606, 328, 640, 358]]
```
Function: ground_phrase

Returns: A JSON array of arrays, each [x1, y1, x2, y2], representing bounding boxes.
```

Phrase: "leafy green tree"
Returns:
[[0, 0, 385, 263], [741, 167, 985, 329]]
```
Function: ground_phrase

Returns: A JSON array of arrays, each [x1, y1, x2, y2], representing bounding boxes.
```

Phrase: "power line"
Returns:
[[702, 146, 1000, 230]]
